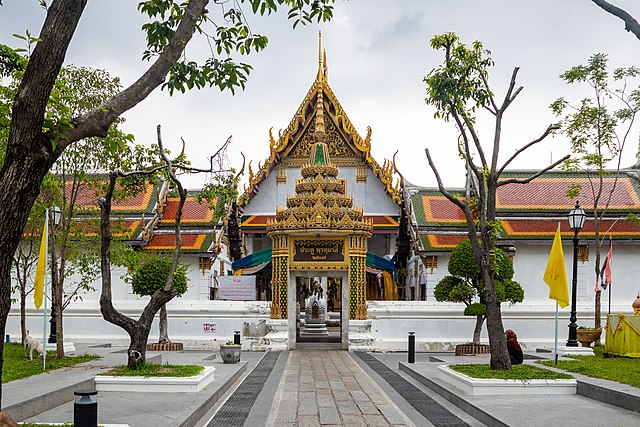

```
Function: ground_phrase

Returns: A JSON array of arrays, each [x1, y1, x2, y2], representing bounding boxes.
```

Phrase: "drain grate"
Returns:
[[207, 351, 280, 427], [354, 352, 470, 427]]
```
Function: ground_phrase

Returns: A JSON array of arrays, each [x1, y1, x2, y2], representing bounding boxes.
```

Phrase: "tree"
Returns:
[[551, 53, 640, 331], [423, 33, 568, 370], [0, 0, 335, 404], [434, 240, 524, 345], [131, 256, 189, 344], [99, 126, 239, 369], [590, 0, 640, 41]]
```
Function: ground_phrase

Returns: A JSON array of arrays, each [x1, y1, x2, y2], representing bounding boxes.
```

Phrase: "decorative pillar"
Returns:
[[270, 235, 289, 319], [348, 234, 367, 320]]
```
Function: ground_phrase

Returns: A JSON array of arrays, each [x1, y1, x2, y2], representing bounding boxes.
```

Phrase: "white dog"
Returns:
[[23, 331, 43, 360]]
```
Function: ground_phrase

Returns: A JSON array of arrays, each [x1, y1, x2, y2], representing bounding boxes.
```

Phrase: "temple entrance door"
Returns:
[[288, 271, 349, 350]]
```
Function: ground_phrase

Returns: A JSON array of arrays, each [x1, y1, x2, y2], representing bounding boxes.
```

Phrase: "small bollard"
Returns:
[[234, 330, 241, 345], [74, 389, 98, 427], [5, 334, 9, 343], [408, 331, 415, 364]]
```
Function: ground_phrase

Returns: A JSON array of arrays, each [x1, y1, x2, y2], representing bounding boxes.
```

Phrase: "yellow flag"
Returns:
[[543, 227, 569, 308], [34, 218, 48, 309]]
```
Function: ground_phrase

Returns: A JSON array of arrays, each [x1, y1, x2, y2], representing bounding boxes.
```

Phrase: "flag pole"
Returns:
[[41, 208, 49, 371], [554, 301, 559, 365]]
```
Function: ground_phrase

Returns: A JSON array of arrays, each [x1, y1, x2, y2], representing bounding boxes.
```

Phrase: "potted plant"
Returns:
[[219, 341, 241, 364], [576, 326, 602, 348]]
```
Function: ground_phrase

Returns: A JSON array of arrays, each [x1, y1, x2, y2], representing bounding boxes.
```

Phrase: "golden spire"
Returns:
[[323, 49, 328, 82], [316, 30, 324, 82]]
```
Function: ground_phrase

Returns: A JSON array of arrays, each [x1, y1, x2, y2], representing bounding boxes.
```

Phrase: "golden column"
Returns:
[[270, 234, 289, 319], [348, 234, 368, 319]]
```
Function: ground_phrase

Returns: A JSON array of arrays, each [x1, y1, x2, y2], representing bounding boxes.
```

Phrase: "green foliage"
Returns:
[[137, 0, 335, 94], [434, 239, 524, 315], [424, 33, 494, 124], [433, 275, 475, 303], [450, 364, 573, 381], [464, 303, 486, 317], [131, 257, 189, 297], [2, 342, 99, 383], [100, 363, 203, 377], [552, 53, 640, 178], [448, 240, 481, 278]]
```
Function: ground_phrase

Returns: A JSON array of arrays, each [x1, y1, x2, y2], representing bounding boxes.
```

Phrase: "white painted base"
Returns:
[[437, 365, 577, 395], [559, 345, 595, 356], [95, 366, 215, 393], [256, 319, 289, 351], [348, 320, 375, 351]]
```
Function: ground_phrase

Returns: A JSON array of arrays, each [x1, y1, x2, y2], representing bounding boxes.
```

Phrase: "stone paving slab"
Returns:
[[268, 349, 414, 426]]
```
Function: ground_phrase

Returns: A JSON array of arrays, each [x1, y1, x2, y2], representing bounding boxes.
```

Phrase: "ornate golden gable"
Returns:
[[240, 33, 401, 207]]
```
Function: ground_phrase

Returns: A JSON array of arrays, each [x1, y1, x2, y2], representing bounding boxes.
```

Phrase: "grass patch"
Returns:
[[2, 342, 100, 383], [100, 363, 204, 377], [538, 345, 640, 388], [449, 364, 573, 381]]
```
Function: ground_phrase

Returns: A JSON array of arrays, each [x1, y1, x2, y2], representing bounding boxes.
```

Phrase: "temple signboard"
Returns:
[[291, 238, 347, 269]]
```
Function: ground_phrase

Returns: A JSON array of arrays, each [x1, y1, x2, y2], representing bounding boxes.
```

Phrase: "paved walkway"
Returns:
[[267, 349, 414, 426]]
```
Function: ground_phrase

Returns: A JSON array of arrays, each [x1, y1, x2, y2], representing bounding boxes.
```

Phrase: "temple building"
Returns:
[[7, 37, 640, 352], [229, 34, 406, 349]]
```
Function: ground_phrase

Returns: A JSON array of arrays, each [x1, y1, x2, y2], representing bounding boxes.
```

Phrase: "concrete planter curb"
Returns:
[[95, 366, 215, 393], [438, 365, 577, 395]]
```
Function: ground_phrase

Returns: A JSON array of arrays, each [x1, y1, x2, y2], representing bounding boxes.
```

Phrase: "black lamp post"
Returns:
[[566, 201, 586, 347], [48, 206, 62, 344]]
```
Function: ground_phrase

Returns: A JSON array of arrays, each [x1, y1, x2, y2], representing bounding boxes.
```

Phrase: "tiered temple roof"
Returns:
[[411, 170, 640, 252]]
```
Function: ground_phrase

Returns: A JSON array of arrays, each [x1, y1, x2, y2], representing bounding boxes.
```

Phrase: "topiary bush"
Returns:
[[434, 239, 524, 344], [131, 257, 188, 297]]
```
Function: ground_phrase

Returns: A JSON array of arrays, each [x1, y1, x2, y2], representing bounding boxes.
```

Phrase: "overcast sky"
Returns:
[[1, 0, 639, 190]]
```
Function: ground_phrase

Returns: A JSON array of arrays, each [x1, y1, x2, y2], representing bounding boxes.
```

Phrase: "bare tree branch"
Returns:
[[425, 148, 476, 226], [56, 0, 209, 152], [498, 124, 561, 176], [497, 154, 571, 186], [591, 0, 640, 41], [156, 125, 187, 292]]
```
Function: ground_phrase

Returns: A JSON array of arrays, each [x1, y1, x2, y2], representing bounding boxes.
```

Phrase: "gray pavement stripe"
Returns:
[[354, 352, 470, 427], [207, 351, 280, 427]]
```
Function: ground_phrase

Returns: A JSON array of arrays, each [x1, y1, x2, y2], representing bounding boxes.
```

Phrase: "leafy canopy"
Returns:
[[131, 256, 189, 297], [434, 240, 523, 317], [138, 0, 335, 94]]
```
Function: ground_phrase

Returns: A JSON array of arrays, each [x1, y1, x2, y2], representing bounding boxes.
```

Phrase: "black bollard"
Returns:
[[74, 390, 98, 427], [234, 330, 241, 345], [408, 331, 415, 363]]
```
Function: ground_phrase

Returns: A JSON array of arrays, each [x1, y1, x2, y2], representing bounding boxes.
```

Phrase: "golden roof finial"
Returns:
[[314, 74, 326, 140], [316, 30, 324, 82], [323, 49, 328, 82]]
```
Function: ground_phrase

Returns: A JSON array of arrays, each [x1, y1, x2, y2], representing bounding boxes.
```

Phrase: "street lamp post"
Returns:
[[48, 206, 62, 344], [566, 201, 586, 347]]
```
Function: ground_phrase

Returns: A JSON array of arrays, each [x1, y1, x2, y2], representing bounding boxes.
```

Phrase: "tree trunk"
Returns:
[[159, 304, 169, 343], [472, 314, 484, 345], [20, 287, 26, 345], [55, 278, 64, 358], [99, 174, 177, 369]]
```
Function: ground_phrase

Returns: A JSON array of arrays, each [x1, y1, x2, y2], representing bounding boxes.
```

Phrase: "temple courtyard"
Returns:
[[3, 342, 639, 427]]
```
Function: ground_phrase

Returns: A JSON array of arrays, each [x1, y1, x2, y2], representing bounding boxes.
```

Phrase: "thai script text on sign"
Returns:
[[293, 239, 345, 262], [218, 276, 256, 301]]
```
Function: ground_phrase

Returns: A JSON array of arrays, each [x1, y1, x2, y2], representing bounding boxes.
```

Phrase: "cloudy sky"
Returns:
[[1, 0, 639, 190]]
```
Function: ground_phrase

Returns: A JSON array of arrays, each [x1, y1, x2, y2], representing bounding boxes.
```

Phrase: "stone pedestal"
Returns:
[[348, 319, 374, 351], [261, 319, 289, 351]]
